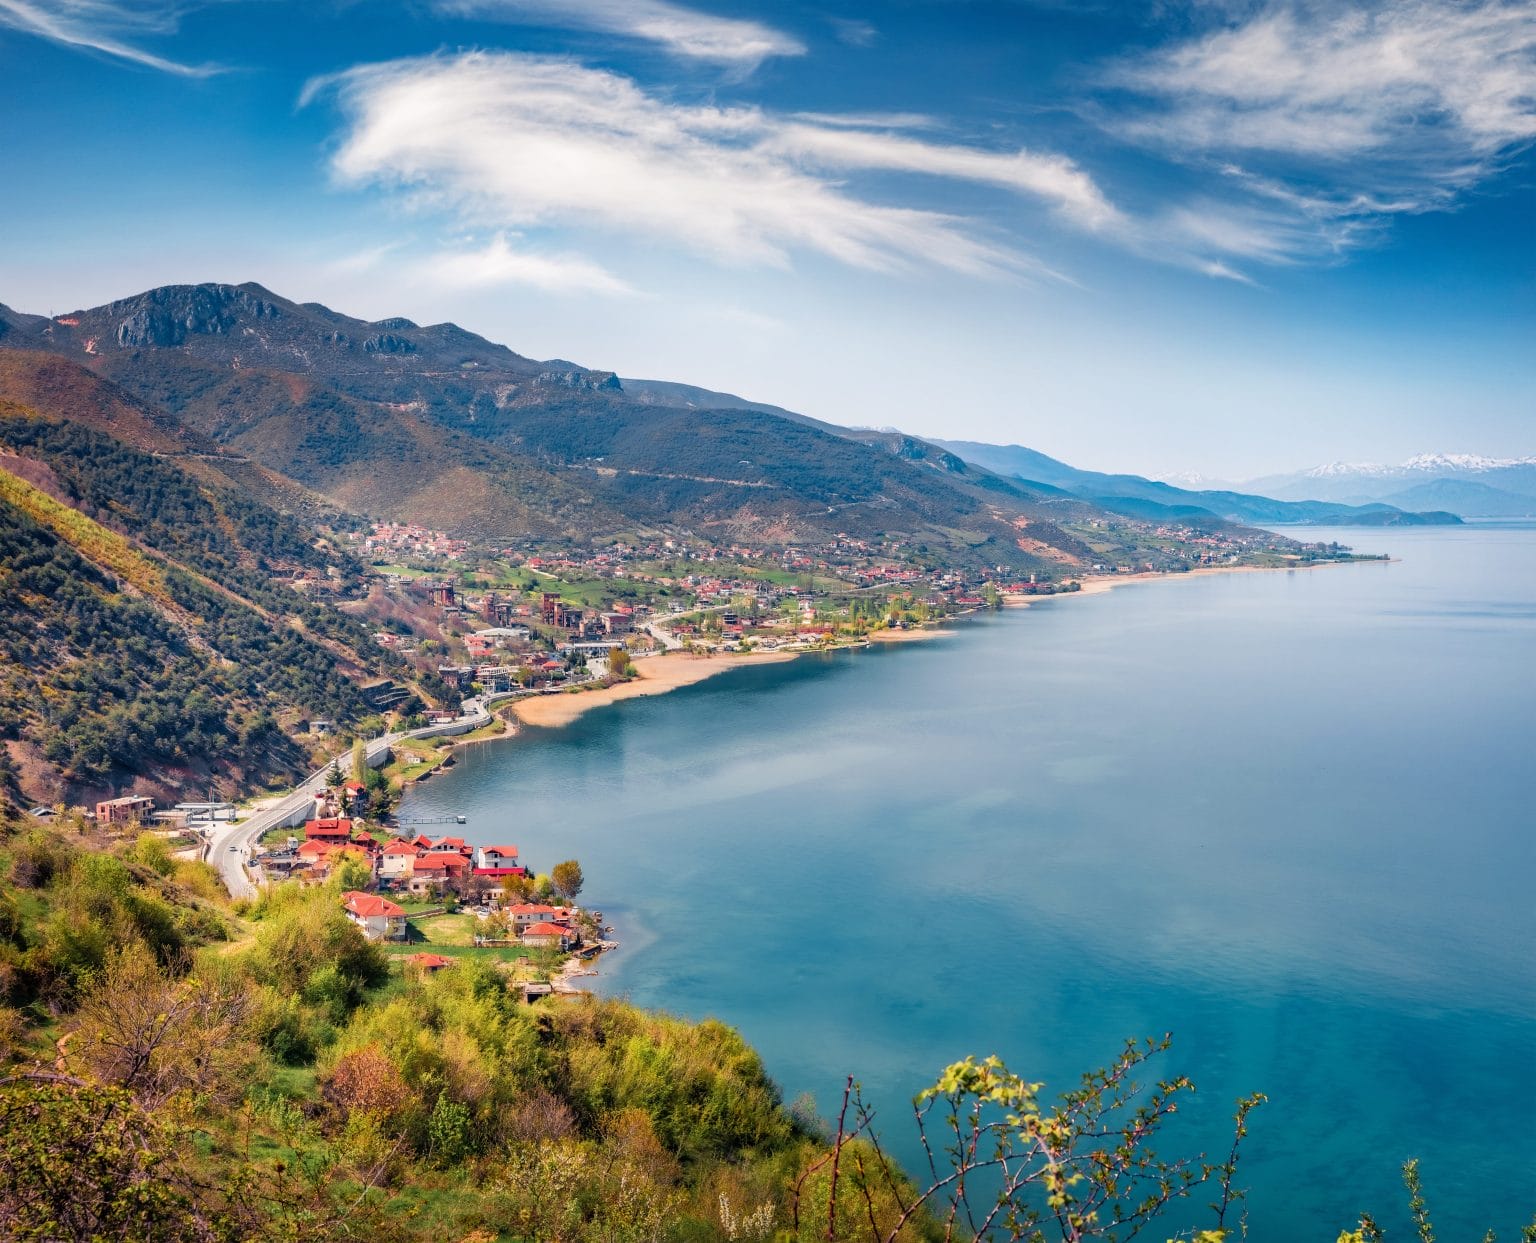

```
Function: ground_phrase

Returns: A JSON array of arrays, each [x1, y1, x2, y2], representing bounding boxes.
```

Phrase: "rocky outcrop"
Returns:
[[535, 369, 622, 392]]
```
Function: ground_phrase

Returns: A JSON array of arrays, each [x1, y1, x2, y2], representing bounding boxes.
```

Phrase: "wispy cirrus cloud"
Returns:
[[1106, 1, 1536, 260], [431, 0, 804, 70], [305, 52, 1118, 279], [1105, 2, 1536, 202], [0, 0, 216, 73]]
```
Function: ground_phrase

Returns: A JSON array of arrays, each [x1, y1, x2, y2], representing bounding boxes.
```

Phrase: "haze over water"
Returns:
[[402, 523, 1536, 1240]]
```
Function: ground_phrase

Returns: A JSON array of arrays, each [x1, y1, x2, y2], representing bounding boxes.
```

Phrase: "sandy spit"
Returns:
[[865, 627, 957, 643], [511, 651, 799, 728], [1003, 559, 1364, 608]]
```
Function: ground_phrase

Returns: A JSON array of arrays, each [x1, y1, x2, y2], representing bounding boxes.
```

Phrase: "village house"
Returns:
[[408, 850, 470, 894], [473, 844, 521, 875], [296, 839, 370, 881], [377, 838, 418, 884], [95, 794, 157, 825], [341, 891, 407, 941], [521, 921, 571, 949], [505, 902, 570, 933], [304, 817, 354, 843], [476, 665, 514, 694], [403, 952, 454, 974]]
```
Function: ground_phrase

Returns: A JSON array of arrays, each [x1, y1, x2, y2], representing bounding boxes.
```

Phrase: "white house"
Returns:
[[341, 891, 407, 941], [474, 844, 520, 871], [377, 840, 418, 883]]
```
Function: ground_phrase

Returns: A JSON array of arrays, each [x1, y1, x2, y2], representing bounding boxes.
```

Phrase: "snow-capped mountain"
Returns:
[[1247, 453, 1536, 515], [1300, 454, 1536, 481]]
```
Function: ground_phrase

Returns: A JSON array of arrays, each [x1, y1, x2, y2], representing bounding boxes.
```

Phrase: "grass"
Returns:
[[0, 463, 172, 605], [407, 911, 479, 946], [384, 738, 452, 785], [393, 898, 446, 915], [446, 717, 513, 744]]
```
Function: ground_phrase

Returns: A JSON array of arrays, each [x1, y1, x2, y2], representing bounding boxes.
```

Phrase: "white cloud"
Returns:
[[1101, 1, 1536, 272], [417, 235, 636, 296], [829, 16, 877, 48], [432, 0, 804, 69], [1115, 1, 1536, 166], [762, 122, 1124, 231], [0, 0, 215, 73], [308, 52, 1116, 279]]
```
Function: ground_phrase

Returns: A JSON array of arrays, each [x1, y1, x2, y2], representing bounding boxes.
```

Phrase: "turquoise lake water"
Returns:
[[401, 523, 1536, 1239]]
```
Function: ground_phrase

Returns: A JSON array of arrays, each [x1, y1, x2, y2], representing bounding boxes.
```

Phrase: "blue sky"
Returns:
[[1, 0, 1532, 479]]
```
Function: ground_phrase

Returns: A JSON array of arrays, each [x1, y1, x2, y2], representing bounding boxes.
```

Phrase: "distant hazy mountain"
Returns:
[[929, 440, 1460, 526], [1378, 479, 1536, 518], [1244, 455, 1536, 513]]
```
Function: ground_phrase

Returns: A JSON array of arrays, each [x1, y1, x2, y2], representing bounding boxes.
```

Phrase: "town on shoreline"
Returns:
[[54, 526, 1381, 994]]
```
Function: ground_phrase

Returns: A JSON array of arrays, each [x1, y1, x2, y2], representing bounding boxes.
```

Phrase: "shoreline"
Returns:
[[511, 650, 800, 728], [507, 560, 1374, 730], [1003, 557, 1371, 608], [417, 555, 1378, 991]]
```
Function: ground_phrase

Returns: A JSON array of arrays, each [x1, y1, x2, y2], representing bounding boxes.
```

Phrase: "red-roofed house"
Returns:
[[378, 839, 418, 884], [521, 921, 570, 949], [408, 851, 470, 894], [305, 817, 353, 842], [506, 903, 568, 933], [474, 844, 519, 870], [341, 891, 406, 941], [404, 952, 454, 973]]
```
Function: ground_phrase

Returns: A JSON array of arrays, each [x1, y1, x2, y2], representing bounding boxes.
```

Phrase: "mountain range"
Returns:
[[0, 283, 1140, 571], [1241, 457, 1536, 516], [927, 441, 1462, 527]]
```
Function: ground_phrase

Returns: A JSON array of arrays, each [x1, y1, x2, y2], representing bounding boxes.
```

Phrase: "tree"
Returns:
[[0, 1076, 216, 1241], [791, 1037, 1266, 1243], [350, 739, 368, 785], [69, 947, 258, 1112], [550, 860, 584, 903], [607, 647, 634, 680], [325, 760, 344, 790], [500, 873, 534, 905]]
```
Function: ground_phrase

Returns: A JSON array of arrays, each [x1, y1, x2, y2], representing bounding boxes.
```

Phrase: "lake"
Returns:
[[400, 522, 1536, 1240]]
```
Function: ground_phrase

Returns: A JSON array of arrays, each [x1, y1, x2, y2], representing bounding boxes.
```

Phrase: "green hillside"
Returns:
[[0, 398, 404, 805], [0, 811, 1471, 1241]]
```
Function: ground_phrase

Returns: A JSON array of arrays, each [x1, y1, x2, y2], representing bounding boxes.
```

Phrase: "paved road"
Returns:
[[646, 603, 730, 651], [207, 732, 405, 899], [207, 696, 506, 898]]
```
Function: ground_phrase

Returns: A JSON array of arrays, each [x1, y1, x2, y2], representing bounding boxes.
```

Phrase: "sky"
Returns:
[[0, 0, 1532, 480]]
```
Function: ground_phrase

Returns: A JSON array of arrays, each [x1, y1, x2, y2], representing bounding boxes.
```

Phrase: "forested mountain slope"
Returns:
[[0, 391, 400, 806]]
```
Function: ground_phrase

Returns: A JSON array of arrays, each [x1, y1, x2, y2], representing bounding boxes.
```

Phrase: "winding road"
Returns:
[[206, 697, 502, 898]]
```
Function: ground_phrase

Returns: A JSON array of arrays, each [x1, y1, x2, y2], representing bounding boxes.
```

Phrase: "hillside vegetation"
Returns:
[[1, 812, 1512, 1242], [0, 812, 921, 1242], [0, 398, 403, 804]]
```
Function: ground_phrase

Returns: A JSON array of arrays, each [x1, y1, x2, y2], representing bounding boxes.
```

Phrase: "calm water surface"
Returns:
[[403, 523, 1536, 1239]]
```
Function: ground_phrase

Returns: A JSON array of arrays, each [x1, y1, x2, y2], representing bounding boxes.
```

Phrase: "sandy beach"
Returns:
[[511, 650, 800, 728], [866, 626, 957, 642], [514, 562, 1366, 726]]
